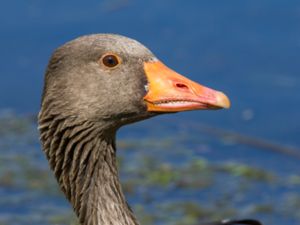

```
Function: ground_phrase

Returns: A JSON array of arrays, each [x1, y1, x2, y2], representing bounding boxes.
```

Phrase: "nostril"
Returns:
[[175, 83, 189, 90]]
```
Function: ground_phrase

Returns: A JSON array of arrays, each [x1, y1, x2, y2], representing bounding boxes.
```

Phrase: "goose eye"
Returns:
[[101, 54, 120, 68]]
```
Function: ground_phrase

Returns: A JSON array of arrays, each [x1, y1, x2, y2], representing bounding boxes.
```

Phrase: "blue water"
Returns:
[[1, 1, 300, 224]]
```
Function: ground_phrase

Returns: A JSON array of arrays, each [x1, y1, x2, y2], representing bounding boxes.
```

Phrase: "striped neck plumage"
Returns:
[[38, 115, 139, 225]]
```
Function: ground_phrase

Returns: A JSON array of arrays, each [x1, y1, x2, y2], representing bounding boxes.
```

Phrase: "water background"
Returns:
[[0, 1, 300, 225]]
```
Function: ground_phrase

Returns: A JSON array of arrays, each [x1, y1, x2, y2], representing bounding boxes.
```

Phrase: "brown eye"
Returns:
[[101, 54, 120, 68]]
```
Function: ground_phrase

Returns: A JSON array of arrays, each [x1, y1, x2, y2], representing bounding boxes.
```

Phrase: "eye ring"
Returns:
[[100, 53, 121, 68]]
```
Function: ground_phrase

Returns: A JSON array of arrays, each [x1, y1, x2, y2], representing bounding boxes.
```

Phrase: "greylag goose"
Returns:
[[38, 34, 261, 225]]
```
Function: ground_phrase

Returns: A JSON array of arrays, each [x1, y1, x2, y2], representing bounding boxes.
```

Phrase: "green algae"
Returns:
[[47, 213, 79, 225], [0, 112, 32, 136], [217, 162, 276, 182], [147, 163, 179, 186], [287, 175, 300, 186]]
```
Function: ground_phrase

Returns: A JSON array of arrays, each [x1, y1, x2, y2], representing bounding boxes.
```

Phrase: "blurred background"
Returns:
[[0, 0, 300, 225]]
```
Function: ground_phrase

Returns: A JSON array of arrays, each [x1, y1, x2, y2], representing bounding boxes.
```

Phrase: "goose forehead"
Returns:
[[70, 34, 154, 57]]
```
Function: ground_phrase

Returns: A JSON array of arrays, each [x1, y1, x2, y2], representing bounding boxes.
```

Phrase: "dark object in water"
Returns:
[[202, 219, 263, 225]]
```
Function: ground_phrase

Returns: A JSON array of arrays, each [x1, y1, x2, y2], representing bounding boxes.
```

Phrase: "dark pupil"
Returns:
[[103, 55, 118, 67]]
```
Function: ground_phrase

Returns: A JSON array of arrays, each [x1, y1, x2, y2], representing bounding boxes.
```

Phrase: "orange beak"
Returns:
[[143, 61, 230, 112]]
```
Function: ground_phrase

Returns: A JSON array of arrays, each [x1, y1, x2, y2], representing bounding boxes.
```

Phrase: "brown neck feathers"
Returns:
[[38, 115, 139, 225]]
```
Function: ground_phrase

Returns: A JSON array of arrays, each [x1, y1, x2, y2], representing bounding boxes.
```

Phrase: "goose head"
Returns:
[[39, 34, 232, 225], [41, 34, 230, 130]]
